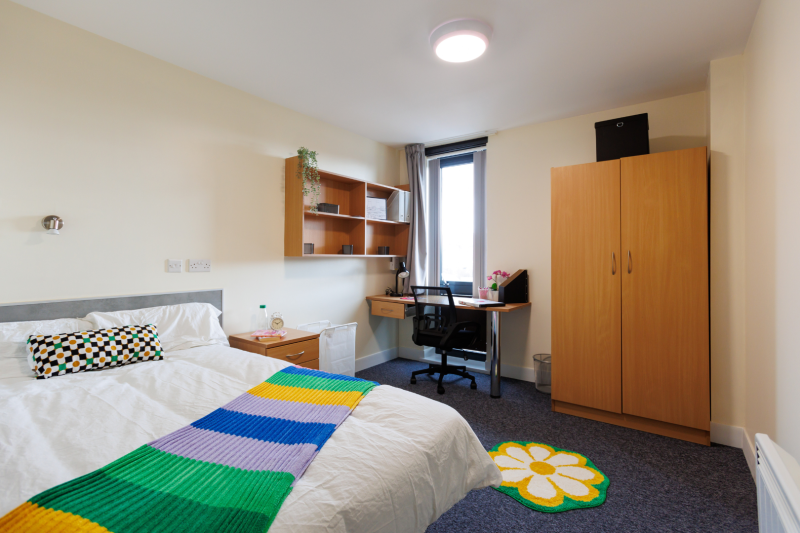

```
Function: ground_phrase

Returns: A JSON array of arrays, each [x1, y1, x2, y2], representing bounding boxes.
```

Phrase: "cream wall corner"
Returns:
[[708, 56, 747, 429], [742, 0, 800, 460], [0, 0, 400, 362]]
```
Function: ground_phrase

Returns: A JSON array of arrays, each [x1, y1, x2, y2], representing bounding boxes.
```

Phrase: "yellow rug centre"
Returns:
[[530, 461, 556, 476]]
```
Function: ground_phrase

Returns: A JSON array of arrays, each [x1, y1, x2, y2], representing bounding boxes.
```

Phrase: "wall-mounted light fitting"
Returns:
[[42, 215, 64, 235], [430, 18, 493, 63]]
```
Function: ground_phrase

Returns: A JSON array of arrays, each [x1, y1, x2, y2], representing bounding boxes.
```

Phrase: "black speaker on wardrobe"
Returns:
[[595, 113, 649, 162]]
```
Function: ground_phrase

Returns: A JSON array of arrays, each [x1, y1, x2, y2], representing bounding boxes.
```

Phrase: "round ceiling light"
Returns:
[[430, 18, 492, 63]]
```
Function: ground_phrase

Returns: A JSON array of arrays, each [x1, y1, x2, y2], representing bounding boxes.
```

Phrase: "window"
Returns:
[[428, 150, 486, 298], [439, 155, 474, 296]]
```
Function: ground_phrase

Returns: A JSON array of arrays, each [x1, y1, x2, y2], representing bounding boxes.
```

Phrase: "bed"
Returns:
[[0, 291, 501, 532]]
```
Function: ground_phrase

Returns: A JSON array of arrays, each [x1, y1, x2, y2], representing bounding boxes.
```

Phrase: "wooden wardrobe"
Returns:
[[551, 147, 710, 445]]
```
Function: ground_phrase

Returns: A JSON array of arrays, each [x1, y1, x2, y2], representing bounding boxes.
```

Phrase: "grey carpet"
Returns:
[[356, 358, 757, 533]]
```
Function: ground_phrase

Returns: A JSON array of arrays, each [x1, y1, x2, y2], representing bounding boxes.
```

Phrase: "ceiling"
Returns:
[[13, 0, 760, 146]]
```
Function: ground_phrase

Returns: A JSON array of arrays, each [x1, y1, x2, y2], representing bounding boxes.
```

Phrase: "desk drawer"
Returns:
[[265, 339, 318, 365], [372, 301, 405, 319]]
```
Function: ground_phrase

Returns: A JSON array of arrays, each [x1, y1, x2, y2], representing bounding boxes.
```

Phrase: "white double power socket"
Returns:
[[188, 259, 211, 273], [167, 259, 211, 273]]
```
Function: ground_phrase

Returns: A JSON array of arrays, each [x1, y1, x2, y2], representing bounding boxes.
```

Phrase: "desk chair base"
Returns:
[[410, 352, 478, 395]]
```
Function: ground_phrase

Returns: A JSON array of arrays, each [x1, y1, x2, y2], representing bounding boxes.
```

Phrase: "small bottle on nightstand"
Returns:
[[258, 305, 268, 331]]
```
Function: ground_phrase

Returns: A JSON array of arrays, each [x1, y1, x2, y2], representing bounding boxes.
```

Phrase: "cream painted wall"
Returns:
[[399, 93, 713, 375], [0, 1, 401, 360], [484, 93, 714, 396], [708, 56, 747, 429], [742, 0, 800, 459]]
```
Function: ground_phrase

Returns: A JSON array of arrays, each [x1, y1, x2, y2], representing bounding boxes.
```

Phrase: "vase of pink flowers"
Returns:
[[485, 270, 510, 301]]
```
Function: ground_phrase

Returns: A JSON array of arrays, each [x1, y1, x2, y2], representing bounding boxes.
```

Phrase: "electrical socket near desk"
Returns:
[[189, 259, 211, 272]]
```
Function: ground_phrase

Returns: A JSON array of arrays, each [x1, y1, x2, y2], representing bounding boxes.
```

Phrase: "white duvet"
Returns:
[[0, 345, 501, 532]]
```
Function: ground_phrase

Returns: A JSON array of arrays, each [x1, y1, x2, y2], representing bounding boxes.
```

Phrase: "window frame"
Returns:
[[427, 149, 487, 299]]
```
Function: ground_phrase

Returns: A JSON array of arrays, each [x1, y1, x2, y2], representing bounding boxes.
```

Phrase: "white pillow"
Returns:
[[84, 303, 228, 353], [0, 318, 95, 371]]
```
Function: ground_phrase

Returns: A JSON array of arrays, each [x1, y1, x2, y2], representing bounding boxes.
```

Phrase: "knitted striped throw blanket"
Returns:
[[1, 366, 379, 533]]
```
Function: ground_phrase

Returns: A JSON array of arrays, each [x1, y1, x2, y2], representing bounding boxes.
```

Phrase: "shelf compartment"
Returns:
[[366, 219, 408, 257], [305, 176, 366, 218], [366, 182, 398, 201], [304, 217, 366, 256]]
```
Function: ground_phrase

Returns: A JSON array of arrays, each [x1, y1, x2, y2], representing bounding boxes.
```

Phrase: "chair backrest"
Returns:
[[410, 286, 458, 330]]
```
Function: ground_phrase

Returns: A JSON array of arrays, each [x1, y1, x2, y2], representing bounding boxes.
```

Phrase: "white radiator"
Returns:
[[756, 434, 800, 533]]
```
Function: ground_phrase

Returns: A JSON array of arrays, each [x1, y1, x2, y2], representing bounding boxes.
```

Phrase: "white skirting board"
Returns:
[[354, 347, 398, 372], [711, 422, 745, 449]]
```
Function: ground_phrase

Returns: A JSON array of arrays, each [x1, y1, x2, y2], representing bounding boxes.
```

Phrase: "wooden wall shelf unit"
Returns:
[[285, 156, 409, 258]]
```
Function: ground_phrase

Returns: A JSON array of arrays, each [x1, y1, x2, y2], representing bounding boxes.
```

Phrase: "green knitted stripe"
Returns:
[[266, 372, 376, 394], [29, 471, 280, 533], [95, 445, 293, 514]]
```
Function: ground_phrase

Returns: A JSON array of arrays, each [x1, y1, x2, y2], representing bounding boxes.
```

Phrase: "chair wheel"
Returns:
[[437, 386, 445, 395], [470, 381, 477, 390], [410, 377, 416, 384]]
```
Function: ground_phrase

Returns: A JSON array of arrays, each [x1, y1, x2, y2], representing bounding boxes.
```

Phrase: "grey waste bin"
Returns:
[[533, 353, 551, 394]]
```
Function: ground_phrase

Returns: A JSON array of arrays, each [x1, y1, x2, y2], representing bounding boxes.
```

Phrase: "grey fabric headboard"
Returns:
[[0, 290, 224, 326]]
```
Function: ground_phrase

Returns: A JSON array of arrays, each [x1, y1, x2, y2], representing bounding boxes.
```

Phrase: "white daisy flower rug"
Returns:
[[488, 441, 609, 513]]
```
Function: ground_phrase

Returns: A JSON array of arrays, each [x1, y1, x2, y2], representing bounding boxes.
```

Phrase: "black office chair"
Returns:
[[409, 286, 480, 395]]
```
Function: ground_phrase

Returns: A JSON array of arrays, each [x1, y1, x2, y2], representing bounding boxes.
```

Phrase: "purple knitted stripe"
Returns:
[[223, 393, 352, 425], [148, 425, 317, 477]]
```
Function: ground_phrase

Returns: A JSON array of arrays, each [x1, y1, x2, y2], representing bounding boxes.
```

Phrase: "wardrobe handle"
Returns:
[[611, 252, 616, 275], [627, 251, 632, 273]]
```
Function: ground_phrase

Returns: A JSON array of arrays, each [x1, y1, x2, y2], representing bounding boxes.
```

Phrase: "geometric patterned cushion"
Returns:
[[27, 324, 163, 379]]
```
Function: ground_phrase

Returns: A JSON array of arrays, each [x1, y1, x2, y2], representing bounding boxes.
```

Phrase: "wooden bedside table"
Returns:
[[229, 328, 321, 370]]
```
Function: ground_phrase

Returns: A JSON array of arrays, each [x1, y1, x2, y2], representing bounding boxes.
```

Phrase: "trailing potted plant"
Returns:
[[486, 270, 510, 301], [296, 147, 321, 213]]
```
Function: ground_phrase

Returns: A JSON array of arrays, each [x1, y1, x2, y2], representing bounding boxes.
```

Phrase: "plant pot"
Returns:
[[487, 290, 499, 301]]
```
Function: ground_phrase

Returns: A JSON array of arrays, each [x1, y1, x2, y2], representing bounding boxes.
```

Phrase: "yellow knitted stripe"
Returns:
[[0, 502, 110, 533], [247, 382, 365, 408]]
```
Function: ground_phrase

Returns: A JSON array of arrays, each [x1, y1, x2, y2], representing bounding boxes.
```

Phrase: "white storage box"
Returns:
[[366, 197, 386, 220], [296, 320, 357, 377]]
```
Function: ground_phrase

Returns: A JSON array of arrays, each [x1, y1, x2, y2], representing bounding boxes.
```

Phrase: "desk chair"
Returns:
[[409, 286, 480, 395]]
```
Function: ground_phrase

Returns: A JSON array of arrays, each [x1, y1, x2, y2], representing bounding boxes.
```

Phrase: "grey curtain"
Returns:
[[404, 144, 427, 293], [428, 158, 441, 288], [472, 150, 487, 298]]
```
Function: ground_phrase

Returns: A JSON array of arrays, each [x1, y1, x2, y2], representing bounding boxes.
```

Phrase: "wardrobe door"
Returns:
[[621, 147, 709, 430], [552, 160, 621, 413]]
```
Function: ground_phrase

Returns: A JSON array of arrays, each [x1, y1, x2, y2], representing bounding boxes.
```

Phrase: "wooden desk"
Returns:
[[366, 295, 531, 397], [229, 328, 321, 369]]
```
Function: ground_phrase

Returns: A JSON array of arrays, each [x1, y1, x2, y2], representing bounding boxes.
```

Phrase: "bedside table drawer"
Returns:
[[265, 339, 318, 365], [372, 301, 405, 319]]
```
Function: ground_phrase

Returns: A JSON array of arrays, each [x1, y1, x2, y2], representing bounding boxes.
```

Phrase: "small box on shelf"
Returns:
[[317, 203, 339, 214]]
